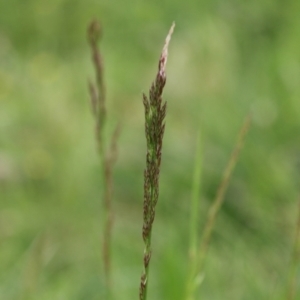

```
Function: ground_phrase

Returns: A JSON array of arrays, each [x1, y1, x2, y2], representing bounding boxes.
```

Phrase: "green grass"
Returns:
[[1, 0, 300, 299]]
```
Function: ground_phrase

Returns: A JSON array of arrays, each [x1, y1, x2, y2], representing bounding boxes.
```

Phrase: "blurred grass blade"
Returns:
[[189, 132, 203, 253], [187, 114, 251, 300], [186, 131, 203, 299], [286, 197, 300, 300], [21, 233, 49, 300]]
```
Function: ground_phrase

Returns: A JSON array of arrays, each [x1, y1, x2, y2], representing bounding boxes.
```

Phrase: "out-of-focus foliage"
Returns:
[[1, 0, 300, 299]]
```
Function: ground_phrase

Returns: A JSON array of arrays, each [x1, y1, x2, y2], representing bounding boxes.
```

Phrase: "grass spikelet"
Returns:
[[139, 22, 175, 300]]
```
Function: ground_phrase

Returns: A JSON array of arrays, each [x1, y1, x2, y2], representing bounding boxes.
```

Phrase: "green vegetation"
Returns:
[[1, 0, 300, 299]]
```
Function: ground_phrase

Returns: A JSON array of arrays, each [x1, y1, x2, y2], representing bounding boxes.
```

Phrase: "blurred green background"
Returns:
[[1, 0, 300, 299]]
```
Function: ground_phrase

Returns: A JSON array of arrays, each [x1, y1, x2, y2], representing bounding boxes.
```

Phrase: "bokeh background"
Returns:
[[1, 0, 300, 299]]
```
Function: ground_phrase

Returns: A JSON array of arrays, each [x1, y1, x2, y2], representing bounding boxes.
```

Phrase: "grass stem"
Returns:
[[186, 132, 203, 299]]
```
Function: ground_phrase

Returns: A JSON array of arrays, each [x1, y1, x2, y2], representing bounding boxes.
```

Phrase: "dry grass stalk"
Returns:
[[139, 23, 175, 300], [87, 19, 120, 292], [87, 20, 106, 155]]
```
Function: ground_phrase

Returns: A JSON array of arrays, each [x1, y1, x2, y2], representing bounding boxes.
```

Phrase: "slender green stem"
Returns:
[[189, 132, 203, 255], [186, 132, 203, 300]]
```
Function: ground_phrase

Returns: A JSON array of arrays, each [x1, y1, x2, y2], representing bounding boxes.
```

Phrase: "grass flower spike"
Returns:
[[87, 19, 120, 295], [139, 23, 175, 300]]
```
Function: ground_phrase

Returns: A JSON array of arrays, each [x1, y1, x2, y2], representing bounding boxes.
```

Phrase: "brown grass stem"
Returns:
[[139, 23, 175, 300]]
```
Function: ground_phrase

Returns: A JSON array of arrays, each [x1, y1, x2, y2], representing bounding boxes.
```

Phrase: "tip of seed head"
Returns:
[[87, 19, 102, 44], [159, 22, 175, 77]]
